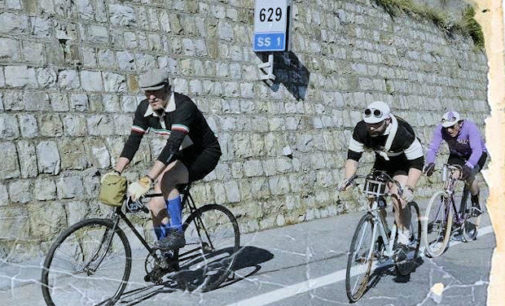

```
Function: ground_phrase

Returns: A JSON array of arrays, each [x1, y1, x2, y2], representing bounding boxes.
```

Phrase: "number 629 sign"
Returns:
[[253, 0, 291, 52]]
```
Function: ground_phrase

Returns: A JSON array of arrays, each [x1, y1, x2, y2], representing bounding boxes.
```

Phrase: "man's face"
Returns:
[[366, 120, 387, 137], [445, 122, 461, 137], [145, 86, 169, 111]]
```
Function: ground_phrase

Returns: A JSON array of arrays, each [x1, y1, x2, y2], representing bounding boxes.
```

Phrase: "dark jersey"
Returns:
[[347, 116, 424, 170], [120, 92, 219, 164]]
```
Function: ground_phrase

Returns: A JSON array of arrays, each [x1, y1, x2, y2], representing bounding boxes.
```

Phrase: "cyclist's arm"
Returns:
[[404, 137, 424, 188], [343, 159, 359, 180], [157, 98, 195, 165], [465, 121, 484, 168], [119, 102, 150, 169], [425, 125, 443, 164]]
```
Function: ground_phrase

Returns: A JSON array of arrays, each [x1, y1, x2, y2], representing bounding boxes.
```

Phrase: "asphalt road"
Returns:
[[0, 203, 495, 306]]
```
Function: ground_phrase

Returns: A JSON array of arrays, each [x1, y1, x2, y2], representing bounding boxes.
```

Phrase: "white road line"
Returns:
[[228, 225, 494, 306]]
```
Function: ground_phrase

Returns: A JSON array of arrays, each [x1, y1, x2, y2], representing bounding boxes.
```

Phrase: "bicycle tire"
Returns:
[[423, 191, 453, 258], [346, 213, 375, 303], [177, 204, 240, 292], [396, 201, 421, 276], [41, 218, 132, 306], [462, 207, 481, 241]]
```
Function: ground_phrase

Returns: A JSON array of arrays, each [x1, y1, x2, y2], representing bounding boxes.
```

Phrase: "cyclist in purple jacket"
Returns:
[[423, 111, 487, 214]]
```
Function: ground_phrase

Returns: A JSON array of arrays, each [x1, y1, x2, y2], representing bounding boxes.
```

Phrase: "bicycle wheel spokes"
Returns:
[[346, 214, 375, 302], [178, 204, 240, 292], [423, 191, 453, 258], [42, 219, 131, 306]]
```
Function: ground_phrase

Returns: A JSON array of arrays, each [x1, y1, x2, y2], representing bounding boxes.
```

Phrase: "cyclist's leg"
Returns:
[[467, 152, 487, 210], [149, 161, 185, 239], [390, 174, 410, 240], [160, 161, 189, 231]]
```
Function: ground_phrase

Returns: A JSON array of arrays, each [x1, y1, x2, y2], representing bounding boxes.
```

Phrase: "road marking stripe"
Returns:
[[228, 225, 494, 306]]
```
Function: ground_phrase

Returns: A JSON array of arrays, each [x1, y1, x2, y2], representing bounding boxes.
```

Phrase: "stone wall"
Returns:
[[0, 0, 488, 261]]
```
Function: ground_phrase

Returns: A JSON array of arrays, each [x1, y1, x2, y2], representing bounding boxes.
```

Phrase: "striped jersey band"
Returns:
[[131, 125, 146, 134], [172, 124, 190, 133]]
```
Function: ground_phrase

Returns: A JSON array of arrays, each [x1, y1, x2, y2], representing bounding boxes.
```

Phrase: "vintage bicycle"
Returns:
[[422, 164, 482, 258], [344, 170, 421, 303], [41, 183, 240, 305]]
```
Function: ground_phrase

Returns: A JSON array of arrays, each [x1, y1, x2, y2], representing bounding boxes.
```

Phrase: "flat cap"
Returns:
[[139, 69, 169, 91]]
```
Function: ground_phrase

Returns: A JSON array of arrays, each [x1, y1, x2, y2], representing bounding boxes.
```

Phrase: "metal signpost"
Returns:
[[253, 0, 291, 81]]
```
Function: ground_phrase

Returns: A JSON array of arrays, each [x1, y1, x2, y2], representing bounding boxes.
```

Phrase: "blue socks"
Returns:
[[167, 195, 183, 232], [154, 222, 170, 240]]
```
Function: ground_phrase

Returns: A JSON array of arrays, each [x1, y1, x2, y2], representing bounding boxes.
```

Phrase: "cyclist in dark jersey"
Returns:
[[105, 69, 221, 250], [424, 111, 487, 214], [340, 101, 424, 261]]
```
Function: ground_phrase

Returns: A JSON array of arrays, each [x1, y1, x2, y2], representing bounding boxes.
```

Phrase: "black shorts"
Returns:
[[373, 154, 411, 177], [447, 151, 487, 172], [178, 145, 221, 182]]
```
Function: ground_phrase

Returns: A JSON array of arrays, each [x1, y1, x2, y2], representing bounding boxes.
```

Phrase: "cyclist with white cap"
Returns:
[[339, 101, 424, 261], [423, 111, 487, 215]]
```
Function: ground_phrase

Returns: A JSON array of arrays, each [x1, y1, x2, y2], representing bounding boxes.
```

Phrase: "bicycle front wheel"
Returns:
[[41, 218, 132, 306], [423, 191, 453, 258], [177, 204, 240, 292], [346, 213, 376, 303]]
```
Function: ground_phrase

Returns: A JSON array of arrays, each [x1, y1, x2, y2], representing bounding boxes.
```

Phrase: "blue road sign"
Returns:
[[253, 32, 286, 52]]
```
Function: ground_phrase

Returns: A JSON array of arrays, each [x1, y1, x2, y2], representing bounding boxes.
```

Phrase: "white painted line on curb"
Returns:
[[228, 225, 494, 306]]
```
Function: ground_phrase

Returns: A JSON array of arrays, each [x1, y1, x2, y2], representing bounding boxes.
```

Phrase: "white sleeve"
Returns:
[[349, 137, 365, 153], [404, 138, 424, 160]]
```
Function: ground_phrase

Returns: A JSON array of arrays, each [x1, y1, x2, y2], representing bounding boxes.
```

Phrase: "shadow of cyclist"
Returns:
[[116, 246, 273, 305]]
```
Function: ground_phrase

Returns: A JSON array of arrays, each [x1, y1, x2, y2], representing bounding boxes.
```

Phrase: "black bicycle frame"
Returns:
[[110, 183, 212, 260]]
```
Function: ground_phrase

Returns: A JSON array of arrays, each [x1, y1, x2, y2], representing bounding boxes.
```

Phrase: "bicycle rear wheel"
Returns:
[[462, 206, 481, 241], [41, 218, 131, 306], [346, 213, 376, 303], [423, 191, 453, 258], [177, 204, 240, 292]]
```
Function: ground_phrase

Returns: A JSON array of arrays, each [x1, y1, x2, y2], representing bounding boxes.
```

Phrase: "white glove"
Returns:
[[128, 176, 152, 201], [402, 186, 415, 202]]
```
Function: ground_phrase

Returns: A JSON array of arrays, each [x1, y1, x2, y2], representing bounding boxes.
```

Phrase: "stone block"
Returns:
[[103, 72, 126, 92], [59, 138, 89, 170], [5, 66, 37, 88], [36, 141, 60, 174], [62, 114, 87, 136], [88, 139, 111, 169], [49, 93, 69, 112], [16, 140, 38, 178], [39, 114, 63, 137], [56, 176, 84, 199], [87, 24, 109, 44], [34, 178, 57, 201], [80, 70, 103, 91], [70, 93, 88, 111], [0, 142, 20, 179], [0, 12, 28, 34], [8, 180, 31, 204], [27, 202, 66, 239], [0, 207, 29, 240], [0, 183, 8, 205], [87, 115, 114, 136], [0, 38, 20, 60], [0, 114, 19, 140], [36, 68, 57, 89], [58, 70, 80, 89]]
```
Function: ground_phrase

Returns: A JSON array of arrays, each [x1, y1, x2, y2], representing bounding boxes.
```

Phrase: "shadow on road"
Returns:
[[116, 246, 274, 305]]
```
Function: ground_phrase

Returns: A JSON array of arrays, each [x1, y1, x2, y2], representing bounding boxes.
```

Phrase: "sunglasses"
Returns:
[[444, 124, 458, 131], [364, 108, 383, 118]]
